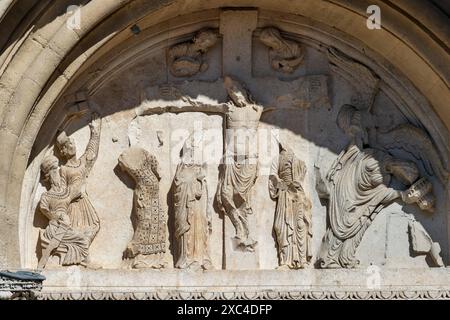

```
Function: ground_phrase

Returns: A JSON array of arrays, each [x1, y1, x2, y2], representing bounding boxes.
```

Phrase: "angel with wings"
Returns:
[[316, 104, 446, 268]]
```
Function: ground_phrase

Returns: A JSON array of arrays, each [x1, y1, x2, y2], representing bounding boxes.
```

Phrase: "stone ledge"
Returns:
[[37, 290, 450, 300], [40, 268, 450, 299]]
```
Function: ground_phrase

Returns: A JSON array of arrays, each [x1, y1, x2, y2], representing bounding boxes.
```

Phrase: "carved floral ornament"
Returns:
[[29, 18, 447, 294]]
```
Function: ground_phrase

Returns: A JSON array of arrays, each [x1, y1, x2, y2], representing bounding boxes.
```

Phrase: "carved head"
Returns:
[[193, 29, 218, 52], [56, 131, 77, 159], [259, 27, 283, 49], [405, 177, 433, 203], [224, 76, 252, 107], [41, 154, 61, 188], [180, 132, 203, 165], [336, 104, 369, 148]]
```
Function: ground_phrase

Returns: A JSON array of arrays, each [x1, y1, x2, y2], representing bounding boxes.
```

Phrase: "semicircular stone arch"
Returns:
[[0, 0, 449, 299]]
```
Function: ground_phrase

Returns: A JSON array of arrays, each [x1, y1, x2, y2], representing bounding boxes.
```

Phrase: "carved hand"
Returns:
[[400, 190, 416, 204], [278, 180, 288, 191], [58, 213, 71, 227], [90, 112, 102, 130]]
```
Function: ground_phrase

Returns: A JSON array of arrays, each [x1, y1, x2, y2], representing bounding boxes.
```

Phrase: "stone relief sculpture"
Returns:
[[168, 29, 219, 77], [269, 144, 312, 269], [139, 77, 266, 252], [316, 104, 441, 268], [259, 27, 304, 73], [37, 155, 91, 269], [173, 134, 213, 270], [55, 112, 102, 267], [216, 77, 263, 251], [118, 147, 167, 269], [327, 48, 380, 110], [408, 216, 444, 267]]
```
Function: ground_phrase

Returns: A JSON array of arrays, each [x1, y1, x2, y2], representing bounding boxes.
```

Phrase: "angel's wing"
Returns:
[[327, 48, 379, 111], [376, 124, 448, 185]]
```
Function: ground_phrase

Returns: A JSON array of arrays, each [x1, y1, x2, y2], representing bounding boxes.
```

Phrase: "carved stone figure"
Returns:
[[173, 134, 213, 270], [143, 77, 265, 251], [317, 105, 438, 268], [269, 144, 312, 269], [37, 155, 91, 269], [259, 27, 304, 73], [408, 217, 444, 267], [118, 147, 167, 269], [55, 112, 102, 263], [168, 29, 219, 77], [216, 77, 263, 251]]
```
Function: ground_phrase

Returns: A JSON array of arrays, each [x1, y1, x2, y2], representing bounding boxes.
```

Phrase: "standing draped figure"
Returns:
[[269, 145, 312, 269], [55, 113, 102, 258], [118, 147, 167, 269], [173, 134, 213, 270], [216, 77, 263, 251]]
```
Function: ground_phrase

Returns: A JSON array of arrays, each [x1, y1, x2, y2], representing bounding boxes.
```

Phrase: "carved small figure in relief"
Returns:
[[408, 216, 444, 267], [168, 29, 219, 77], [316, 104, 440, 269], [173, 134, 213, 270], [269, 144, 312, 269], [259, 27, 304, 73], [118, 147, 167, 269], [55, 112, 102, 267], [216, 77, 264, 252], [37, 155, 91, 269]]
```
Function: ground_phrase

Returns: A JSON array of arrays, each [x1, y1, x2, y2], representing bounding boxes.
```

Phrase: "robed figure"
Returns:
[[173, 134, 213, 270], [269, 145, 312, 269], [38, 155, 91, 269]]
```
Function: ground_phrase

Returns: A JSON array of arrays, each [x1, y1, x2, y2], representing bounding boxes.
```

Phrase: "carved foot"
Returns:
[[201, 260, 214, 271], [276, 265, 290, 270], [234, 237, 258, 252]]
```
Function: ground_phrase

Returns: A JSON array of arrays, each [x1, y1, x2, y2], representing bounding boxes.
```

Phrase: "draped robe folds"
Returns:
[[39, 182, 90, 266], [61, 127, 101, 244], [216, 102, 262, 244], [127, 157, 166, 257], [319, 145, 400, 268], [269, 151, 312, 268], [174, 164, 212, 269]]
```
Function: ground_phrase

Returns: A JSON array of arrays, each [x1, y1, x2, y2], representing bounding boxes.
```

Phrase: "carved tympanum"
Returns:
[[173, 134, 213, 270], [317, 104, 440, 269], [38, 155, 91, 269], [259, 27, 304, 73], [168, 29, 219, 77], [118, 147, 167, 269], [269, 144, 312, 269]]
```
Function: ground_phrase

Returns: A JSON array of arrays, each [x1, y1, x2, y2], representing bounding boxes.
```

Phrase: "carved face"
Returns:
[[41, 155, 61, 188], [193, 31, 218, 52], [58, 136, 77, 159]]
